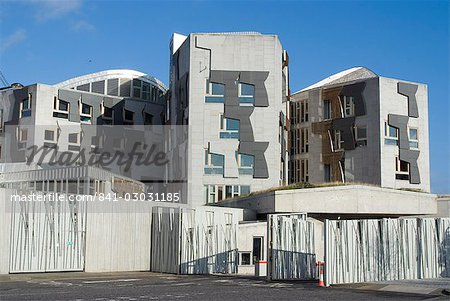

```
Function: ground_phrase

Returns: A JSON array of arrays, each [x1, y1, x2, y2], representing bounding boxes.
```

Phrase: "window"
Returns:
[[396, 156, 410, 180], [409, 128, 419, 149], [300, 128, 309, 153], [300, 159, 309, 182], [324, 164, 331, 182], [133, 79, 142, 98], [102, 106, 113, 125], [252, 237, 263, 264], [219, 114, 239, 139], [53, 98, 69, 119], [20, 94, 32, 118], [384, 122, 398, 145], [354, 126, 367, 147], [299, 100, 308, 122], [142, 82, 151, 100], [333, 130, 344, 151], [144, 112, 153, 125], [204, 150, 224, 175], [239, 83, 255, 104], [17, 128, 28, 150], [236, 152, 254, 175], [68, 133, 79, 144], [240, 252, 251, 265], [44, 130, 55, 141], [80, 103, 92, 124], [342, 96, 355, 117], [323, 99, 331, 119], [205, 79, 225, 103], [204, 185, 250, 203], [119, 78, 131, 97], [123, 109, 134, 125]]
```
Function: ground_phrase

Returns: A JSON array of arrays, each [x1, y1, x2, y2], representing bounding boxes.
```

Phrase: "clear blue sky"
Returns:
[[1, 0, 449, 193]]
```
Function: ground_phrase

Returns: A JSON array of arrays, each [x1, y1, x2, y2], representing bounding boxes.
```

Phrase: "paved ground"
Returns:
[[336, 278, 450, 296], [0, 272, 448, 301]]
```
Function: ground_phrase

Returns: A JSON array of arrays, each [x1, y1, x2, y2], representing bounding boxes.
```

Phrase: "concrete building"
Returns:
[[168, 32, 290, 207], [289, 67, 430, 192]]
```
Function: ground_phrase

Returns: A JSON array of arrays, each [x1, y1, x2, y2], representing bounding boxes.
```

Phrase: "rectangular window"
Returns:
[[53, 99, 69, 119], [355, 126, 367, 147], [236, 152, 254, 175], [300, 127, 309, 153], [342, 96, 355, 117], [102, 106, 113, 124], [44, 130, 55, 141], [68, 133, 79, 144], [204, 149, 224, 175], [240, 252, 251, 266], [144, 112, 153, 125], [205, 79, 225, 103], [333, 130, 344, 151], [384, 122, 398, 145], [252, 237, 263, 264], [80, 103, 92, 124], [409, 128, 419, 149], [17, 128, 28, 150], [123, 109, 134, 125], [20, 94, 32, 118], [133, 79, 142, 98], [219, 114, 239, 139], [324, 164, 331, 182], [300, 159, 309, 182], [142, 82, 151, 100], [395, 156, 410, 180], [239, 83, 255, 104], [324, 99, 331, 119]]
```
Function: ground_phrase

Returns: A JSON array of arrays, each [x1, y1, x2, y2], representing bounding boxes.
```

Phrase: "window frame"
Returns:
[[19, 94, 32, 118]]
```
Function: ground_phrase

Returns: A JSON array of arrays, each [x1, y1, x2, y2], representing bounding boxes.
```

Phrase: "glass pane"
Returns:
[[59, 100, 68, 111], [357, 127, 367, 139], [211, 83, 225, 96], [389, 126, 397, 138], [226, 118, 239, 131], [240, 185, 250, 195], [240, 154, 254, 167], [409, 129, 418, 140], [82, 104, 91, 115], [211, 154, 224, 167], [133, 79, 141, 87], [240, 83, 254, 96]]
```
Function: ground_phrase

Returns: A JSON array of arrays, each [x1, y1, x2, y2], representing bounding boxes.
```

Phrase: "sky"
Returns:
[[0, 0, 449, 194]]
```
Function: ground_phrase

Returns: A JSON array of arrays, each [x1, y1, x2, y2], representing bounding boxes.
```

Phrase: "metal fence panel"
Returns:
[[9, 194, 86, 273], [325, 218, 450, 286], [269, 213, 316, 280]]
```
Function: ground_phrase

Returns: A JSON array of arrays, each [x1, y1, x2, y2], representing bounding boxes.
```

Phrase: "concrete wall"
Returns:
[[84, 199, 153, 272], [436, 196, 450, 217], [217, 185, 437, 217], [379, 77, 430, 192], [237, 221, 267, 275], [0, 189, 12, 274], [172, 33, 287, 206]]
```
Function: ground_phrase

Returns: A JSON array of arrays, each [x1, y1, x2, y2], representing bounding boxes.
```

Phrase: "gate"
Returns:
[[268, 213, 316, 280], [324, 218, 450, 286], [9, 193, 86, 273]]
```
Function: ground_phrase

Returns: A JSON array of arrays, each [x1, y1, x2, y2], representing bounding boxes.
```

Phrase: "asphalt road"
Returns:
[[0, 272, 446, 301]]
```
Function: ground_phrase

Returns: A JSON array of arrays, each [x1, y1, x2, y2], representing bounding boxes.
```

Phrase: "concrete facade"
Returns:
[[289, 68, 430, 193], [168, 32, 289, 207]]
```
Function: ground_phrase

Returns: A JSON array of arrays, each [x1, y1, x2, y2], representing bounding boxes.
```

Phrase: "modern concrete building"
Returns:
[[0, 70, 167, 182], [289, 67, 430, 192], [168, 32, 290, 206]]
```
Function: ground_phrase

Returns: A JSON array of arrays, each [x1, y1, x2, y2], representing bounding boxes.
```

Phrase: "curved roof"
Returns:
[[54, 69, 167, 92], [298, 67, 378, 93]]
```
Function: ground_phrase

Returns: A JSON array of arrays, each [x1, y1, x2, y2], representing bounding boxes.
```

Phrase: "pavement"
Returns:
[[1, 272, 449, 300], [334, 278, 450, 297]]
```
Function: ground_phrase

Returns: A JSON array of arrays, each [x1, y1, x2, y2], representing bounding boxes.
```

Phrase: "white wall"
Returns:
[[237, 221, 267, 275], [379, 77, 430, 192]]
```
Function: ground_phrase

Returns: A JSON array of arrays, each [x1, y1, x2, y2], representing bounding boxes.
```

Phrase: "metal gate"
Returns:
[[325, 218, 450, 286], [9, 193, 86, 273], [268, 213, 316, 280], [180, 208, 238, 274]]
